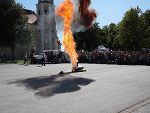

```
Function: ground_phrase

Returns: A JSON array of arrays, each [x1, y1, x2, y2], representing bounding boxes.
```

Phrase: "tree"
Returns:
[[118, 7, 143, 50], [74, 22, 102, 51], [140, 10, 150, 48], [0, 1, 33, 60], [74, 7, 150, 51], [101, 23, 119, 50], [101, 25, 109, 47]]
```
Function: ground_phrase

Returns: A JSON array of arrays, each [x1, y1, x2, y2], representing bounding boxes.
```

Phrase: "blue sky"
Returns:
[[16, 0, 150, 42], [16, 0, 150, 27]]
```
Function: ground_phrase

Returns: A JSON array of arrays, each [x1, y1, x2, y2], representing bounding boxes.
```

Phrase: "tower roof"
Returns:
[[23, 9, 37, 24], [38, 0, 53, 4]]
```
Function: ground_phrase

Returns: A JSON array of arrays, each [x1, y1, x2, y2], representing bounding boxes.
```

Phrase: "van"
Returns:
[[32, 50, 70, 64], [43, 50, 70, 64]]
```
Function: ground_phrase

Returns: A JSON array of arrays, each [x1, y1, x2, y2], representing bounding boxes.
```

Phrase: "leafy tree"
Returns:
[[140, 10, 150, 48], [118, 7, 143, 50], [101, 25, 109, 47], [101, 23, 119, 50], [74, 7, 150, 51], [108, 23, 119, 50], [0, 1, 33, 60], [74, 22, 102, 51], [74, 22, 119, 51]]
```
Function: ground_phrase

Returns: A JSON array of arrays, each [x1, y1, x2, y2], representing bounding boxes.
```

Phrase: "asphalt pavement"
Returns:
[[0, 64, 150, 113]]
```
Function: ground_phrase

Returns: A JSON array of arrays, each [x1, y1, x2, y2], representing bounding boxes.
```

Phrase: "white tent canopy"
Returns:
[[96, 45, 109, 51]]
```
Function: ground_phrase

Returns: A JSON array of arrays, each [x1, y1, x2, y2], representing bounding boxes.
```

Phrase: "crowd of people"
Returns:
[[17, 50, 150, 66], [1, 50, 149, 66], [77, 50, 150, 65]]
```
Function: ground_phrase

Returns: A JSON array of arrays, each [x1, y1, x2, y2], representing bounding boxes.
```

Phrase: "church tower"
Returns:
[[36, 0, 58, 53]]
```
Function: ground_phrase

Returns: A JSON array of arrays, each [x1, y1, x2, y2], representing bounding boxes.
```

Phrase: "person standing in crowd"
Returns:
[[41, 52, 46, 66], [23, 53, 28, 65]]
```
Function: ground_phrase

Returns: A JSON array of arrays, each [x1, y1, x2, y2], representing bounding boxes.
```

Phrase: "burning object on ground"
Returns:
[[72, 62, 84, 72], [59, 67, 85, 75], [59, 62, 86, 75]]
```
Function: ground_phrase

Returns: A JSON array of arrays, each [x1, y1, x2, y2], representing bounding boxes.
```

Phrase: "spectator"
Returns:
[[77, 50, 150, 66], [23, 53, 28, 65], [41, 52, 46, 66]]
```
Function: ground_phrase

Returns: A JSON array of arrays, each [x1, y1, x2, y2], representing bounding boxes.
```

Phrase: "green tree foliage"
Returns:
[[140, 10, 150, 48], [74, 7, 150, 51], [118, 7, 143, 50], [100, 25, 109, 47], [0, 1, 33, 60], [74, 22, 102, 51], [74, 22, 119, 51], [101, 23, 119, 50]]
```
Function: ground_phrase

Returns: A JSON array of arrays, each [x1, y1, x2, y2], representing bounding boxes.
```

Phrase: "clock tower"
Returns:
[[36, 0, 58, 53]]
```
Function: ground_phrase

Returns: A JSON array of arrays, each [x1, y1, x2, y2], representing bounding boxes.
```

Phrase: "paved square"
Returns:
[[0, 64, 150, 113]]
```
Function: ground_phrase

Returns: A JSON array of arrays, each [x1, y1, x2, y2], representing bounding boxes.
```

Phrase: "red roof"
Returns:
[[24, 9, 37, 24]]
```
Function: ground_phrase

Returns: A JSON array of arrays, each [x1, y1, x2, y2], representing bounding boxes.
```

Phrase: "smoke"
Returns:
[[55, 14, 64, 32], [79, 0, 97, 27], [55, 0, 97, 33], [72, 0, 97, 32]]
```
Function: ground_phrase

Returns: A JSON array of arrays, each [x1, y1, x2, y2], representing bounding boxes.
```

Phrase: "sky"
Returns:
[[16, 0, 150, 42], [16, 0, 150, 26]]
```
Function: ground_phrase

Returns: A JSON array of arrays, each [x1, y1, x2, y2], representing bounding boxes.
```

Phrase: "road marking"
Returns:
[[118, 97, 150, 113]]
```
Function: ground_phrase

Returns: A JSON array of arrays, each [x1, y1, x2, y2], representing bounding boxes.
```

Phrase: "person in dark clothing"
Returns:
[[23, 53, 28, 65], [41, 52, 46, 66]]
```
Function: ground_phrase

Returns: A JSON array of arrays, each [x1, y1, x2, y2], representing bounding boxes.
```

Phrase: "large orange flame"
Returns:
[[56, 0, 78, 67]]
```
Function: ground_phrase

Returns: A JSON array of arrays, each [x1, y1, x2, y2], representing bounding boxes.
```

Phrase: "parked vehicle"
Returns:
[[32, 50, 70, 64]]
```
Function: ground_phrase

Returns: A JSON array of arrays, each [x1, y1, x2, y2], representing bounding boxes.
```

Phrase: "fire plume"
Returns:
[[56, 0, 78, 67]]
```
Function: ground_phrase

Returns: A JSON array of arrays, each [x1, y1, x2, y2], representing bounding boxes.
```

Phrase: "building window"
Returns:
[[45, 10, 48, 14], [51, 0, 54, 4], [38, 10, 40, 15]]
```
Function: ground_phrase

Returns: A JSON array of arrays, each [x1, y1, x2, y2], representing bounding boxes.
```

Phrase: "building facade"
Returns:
[[35, 0, 58, 53], [0, 0, 60, 60]]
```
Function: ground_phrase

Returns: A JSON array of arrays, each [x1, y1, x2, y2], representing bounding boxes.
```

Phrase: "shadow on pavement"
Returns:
[[10, 73, 95, 97]]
